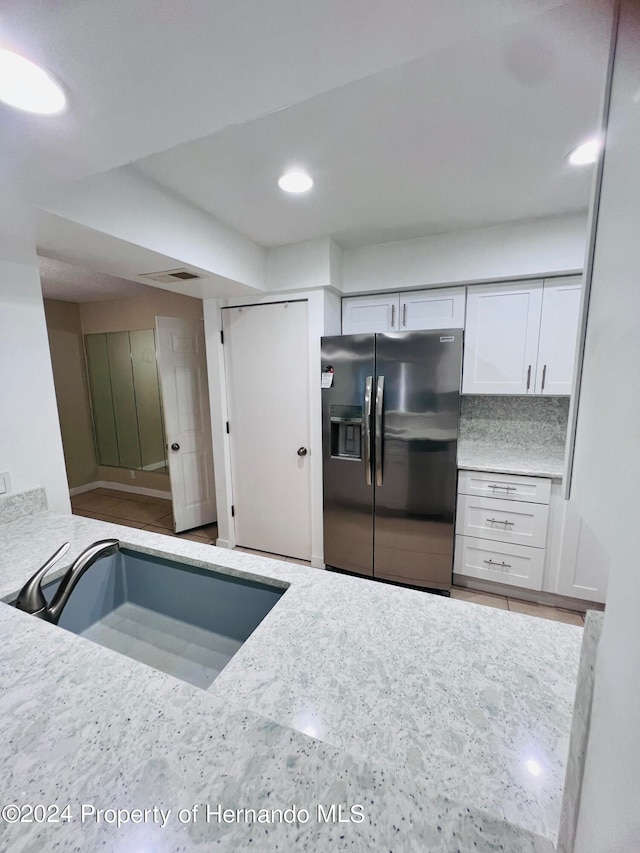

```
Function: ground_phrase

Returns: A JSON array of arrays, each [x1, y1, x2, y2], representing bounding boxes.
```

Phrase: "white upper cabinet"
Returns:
[[342, 293, 400, 334], [462, 276, 582, 395], [534, 277, 582, 395], [462, 281, 544, 394], [342, 287, 465, 334], [399, 287, 465, 330]]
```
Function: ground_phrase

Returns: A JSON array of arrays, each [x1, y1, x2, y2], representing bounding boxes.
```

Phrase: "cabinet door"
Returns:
[[534, 277, 582, 395], [462, 281, 543, 394], [399, 287, 465, 330], [342, 294, 400, 334]]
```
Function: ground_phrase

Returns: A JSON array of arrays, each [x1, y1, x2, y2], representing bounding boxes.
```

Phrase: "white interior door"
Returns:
[[223, 301, 311, 560], [156, 316, 217, 533]]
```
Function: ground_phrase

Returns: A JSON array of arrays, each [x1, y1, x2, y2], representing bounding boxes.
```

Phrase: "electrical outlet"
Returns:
[[130, 470, 136, 480]]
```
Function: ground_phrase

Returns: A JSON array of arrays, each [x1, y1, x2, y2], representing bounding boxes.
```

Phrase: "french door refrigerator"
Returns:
[[321, 330, 462, 591]]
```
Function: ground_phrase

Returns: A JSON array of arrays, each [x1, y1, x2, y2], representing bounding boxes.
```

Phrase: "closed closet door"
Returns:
[[223, 301, 311, 560]]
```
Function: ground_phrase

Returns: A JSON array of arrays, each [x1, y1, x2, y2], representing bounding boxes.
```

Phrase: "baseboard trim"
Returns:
[[311, 555, 326, 569], [69, 480, 172, 501], [69, 481, 101, 497], [452, 573, 605, 612], [215, 539, 232, 549]]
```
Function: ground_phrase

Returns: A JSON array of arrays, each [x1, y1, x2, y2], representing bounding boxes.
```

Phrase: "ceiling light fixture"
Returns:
[[278, 170, 313, 194], [0, 48, 67, 115], [567, 138, 601, 166]]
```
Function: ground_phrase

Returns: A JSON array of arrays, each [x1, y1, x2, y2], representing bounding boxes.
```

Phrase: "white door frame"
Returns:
[[203, 289, 341, 566]]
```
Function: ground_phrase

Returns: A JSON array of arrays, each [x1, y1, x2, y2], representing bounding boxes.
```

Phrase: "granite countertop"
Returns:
[[0, 496, 583, 851], [457, 438, 566, 478]]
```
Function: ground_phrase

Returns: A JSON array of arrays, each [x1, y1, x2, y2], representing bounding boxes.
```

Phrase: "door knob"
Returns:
[[297, 447, 308, 457], [171, 442, 180, 451]]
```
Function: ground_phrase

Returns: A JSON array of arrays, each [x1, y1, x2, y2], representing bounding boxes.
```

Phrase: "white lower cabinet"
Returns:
[[455, 469, 550, 592], [454, 535, 545, 590], [456, 494, 549, 549], [455, 470, 608, 603]]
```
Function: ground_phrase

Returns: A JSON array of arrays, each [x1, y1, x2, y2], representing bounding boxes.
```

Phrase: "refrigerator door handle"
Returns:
[[375, 375, 385, 486], [363, 376, 373, 486]]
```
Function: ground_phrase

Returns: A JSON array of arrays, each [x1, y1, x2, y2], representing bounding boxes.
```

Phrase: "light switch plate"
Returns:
[[0, 471, 10, 495]]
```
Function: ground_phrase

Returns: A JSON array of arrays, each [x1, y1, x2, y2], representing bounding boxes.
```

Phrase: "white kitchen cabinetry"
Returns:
[[342, 287, 465, 334], [457, 469, 551, 504], [462, 276, 581, 395], [454, 469, 550, 591], [462, 281, 543, 394], [399, 287, 465, 330], [534, 277, 582, 395], [456, 472, 607, 604], [341, 294, 400, 334], [456, 493, 549, 549]]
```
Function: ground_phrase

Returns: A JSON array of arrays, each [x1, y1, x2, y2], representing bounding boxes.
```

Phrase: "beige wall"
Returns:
[[78, 289, 203, 493], [43, 299, 99, 489], [45, 289, 204, 495], [79, 290, 203, 334]]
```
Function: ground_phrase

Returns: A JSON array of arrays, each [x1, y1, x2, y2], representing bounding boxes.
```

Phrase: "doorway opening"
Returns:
[[41, 256, 217, 539]]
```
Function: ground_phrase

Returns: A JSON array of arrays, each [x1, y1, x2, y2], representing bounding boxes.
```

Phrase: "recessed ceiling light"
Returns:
[[278, 170, 313, 194], [0, 49, 67, 115], [568, 138, 601, 166], [525, 759, 543, 776]]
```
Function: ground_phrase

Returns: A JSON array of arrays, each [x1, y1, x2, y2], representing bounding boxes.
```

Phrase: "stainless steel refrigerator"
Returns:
[[321, 330, 462, 591]]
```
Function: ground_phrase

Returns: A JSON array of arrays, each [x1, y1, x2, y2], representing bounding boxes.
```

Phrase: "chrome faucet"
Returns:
[[15, 539, 120, 624]]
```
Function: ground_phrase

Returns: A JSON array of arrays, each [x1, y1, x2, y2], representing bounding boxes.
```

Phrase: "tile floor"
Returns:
[[72, 489, 589, 625], [450, 587, 587, 625], [71, 487, 218, 544]]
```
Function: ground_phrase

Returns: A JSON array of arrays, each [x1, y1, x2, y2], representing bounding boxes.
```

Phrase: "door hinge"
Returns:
[[231, 505, 235, 517], [220, 330, 224, 345], [226, 421, 230, 434]]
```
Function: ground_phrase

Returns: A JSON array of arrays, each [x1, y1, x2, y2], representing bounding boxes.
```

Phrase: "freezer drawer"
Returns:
[[454, 535, 544, 590], [456, 493, 549, 548], [457, 470, 551, 504]]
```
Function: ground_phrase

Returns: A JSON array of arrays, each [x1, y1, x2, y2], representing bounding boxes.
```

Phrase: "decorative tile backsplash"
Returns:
[[460, 396, 570, 447]]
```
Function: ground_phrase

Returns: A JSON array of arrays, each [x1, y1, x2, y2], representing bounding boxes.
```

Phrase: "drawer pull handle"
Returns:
[[486, 518, 515, 526], [483, 559, 512, 569], [488, 484, 517, 492]]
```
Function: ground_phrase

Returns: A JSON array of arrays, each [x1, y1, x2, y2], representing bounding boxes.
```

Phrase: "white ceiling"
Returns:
[[0, 0, 611, 265], [134, 3, 608, 248], [0, 0, 564, 202], [38, 256, 160, 302]]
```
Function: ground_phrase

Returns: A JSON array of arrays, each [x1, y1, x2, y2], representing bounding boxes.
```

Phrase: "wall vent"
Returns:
[[139, 268, 204, 284]]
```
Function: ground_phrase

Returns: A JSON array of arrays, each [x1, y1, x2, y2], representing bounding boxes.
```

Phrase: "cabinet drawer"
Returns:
[[458, 470, 551, 504], [456, 494, 549, 548], [454, 535, 544, 591]]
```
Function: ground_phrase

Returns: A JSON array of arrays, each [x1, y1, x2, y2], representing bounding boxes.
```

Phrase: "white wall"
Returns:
[[37, 166, 266, 292], [0, 233, 70, 513], [572, 2, 640, 850], [341, 212, 588, 293]]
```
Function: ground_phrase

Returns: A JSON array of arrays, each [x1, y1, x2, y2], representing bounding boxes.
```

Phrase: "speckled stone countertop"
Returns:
[[458, 396, 569, 478], [458, 438, 566, 478], [0, 502, 583, 851]]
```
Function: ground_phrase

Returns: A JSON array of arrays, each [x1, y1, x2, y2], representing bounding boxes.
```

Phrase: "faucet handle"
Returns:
[[14, 542, 71, 616]]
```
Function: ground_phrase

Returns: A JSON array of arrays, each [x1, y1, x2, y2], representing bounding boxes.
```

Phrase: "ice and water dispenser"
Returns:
[[330, 404, 363, 460]]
